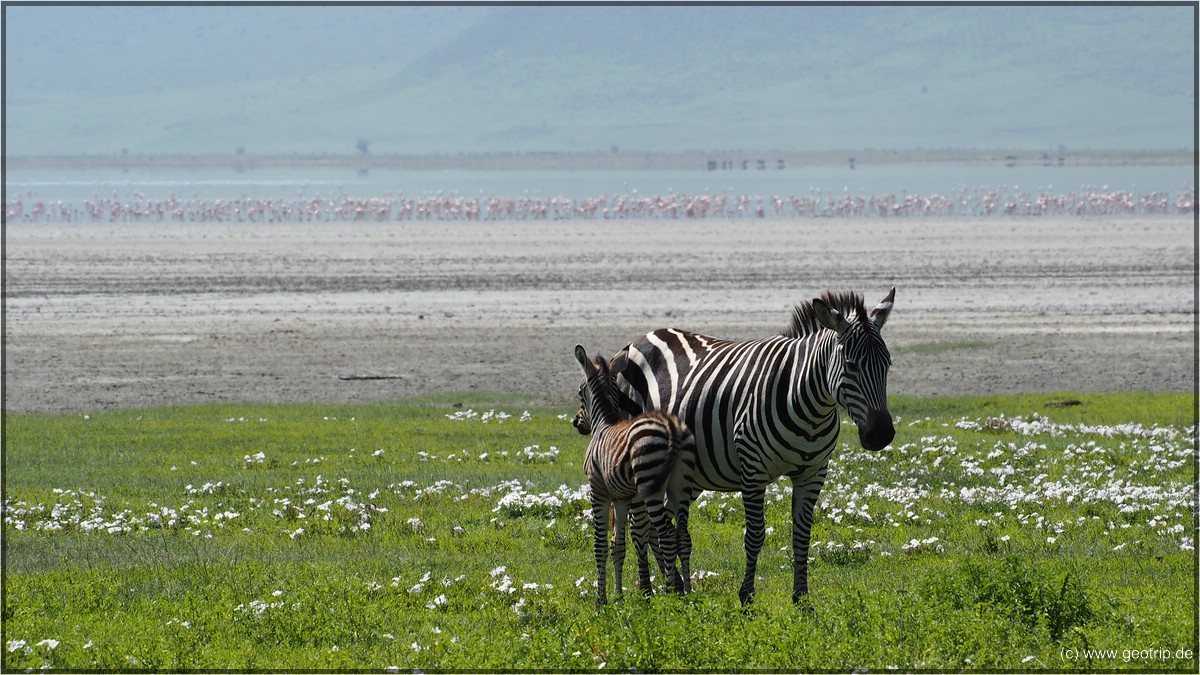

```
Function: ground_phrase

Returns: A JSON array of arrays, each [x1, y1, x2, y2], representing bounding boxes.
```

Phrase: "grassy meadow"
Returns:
[[3, 392, 1196, 671]]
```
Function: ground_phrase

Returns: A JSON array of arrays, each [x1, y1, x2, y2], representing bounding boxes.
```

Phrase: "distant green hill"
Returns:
[[3, 4, 1194, 156]]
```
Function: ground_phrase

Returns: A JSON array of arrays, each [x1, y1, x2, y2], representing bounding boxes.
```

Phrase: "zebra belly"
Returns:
[[761, 443, 836, 485], [689, 442, 743, 492], [681, 409, 840, 491]]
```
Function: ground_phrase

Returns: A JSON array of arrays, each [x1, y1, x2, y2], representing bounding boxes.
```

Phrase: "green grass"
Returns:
[[3, 392, 1196, 670]]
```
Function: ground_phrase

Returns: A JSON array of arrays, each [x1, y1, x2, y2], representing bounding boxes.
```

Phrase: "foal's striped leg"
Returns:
[[628, 501, 655, 593], [640, 489, 682, 592], [591, 496, 610, 606], [668, 484, 695, 593], [611, 501, 631, 600]]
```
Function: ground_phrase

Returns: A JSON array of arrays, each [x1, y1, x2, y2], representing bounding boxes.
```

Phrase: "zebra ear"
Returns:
[[870, 287, 895, 329], [610, 350, 628, 374], [594, 353, 610, 378], [812, 298, 851, 335], [574, 344, 594, 374]]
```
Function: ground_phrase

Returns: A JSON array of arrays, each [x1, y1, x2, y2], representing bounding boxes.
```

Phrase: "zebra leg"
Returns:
[[611, 501, 631, 600], [641, 491, 681, 593], [670, 489, 694, 594], [592, 497, 609, 606], [628, 500, 654, 594], [633, 523, 656, 593], [667, 436, 696, 594], [739, 488, 767, 605], [791, 479, 822, 602]]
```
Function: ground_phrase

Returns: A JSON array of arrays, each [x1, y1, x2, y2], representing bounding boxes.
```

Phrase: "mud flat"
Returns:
[[3, 216, 1194, 413]]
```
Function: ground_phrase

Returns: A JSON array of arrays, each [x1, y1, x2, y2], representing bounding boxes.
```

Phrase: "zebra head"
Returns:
[[572, 344, 619, 434], [572, 349, 633, 435], [571, 383, 592, 435], [812, 288, 896, 451]]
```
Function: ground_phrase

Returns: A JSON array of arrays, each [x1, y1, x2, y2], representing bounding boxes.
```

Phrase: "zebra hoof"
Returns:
[[793, 594, 816, 615]]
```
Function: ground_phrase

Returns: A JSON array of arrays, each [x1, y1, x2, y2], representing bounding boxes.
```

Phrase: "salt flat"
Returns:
[[3, 216, 1193, 413]]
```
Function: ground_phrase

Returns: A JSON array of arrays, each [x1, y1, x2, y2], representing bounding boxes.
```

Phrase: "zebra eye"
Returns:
[[844, 360, 860, 375]]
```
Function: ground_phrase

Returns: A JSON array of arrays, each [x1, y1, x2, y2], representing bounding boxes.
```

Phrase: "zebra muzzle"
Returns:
[[858, 409, 895, 451], [572, 409, 592, 435]]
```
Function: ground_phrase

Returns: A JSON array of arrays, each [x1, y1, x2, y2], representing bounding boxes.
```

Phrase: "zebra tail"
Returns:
[[638, 415, 681, 497]]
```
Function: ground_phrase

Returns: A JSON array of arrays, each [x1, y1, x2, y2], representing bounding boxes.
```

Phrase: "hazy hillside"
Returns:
[[3, 4, 1194, 156]]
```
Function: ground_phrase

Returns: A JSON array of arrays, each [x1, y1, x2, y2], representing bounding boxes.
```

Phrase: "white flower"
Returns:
[[7, 640, 28, 653], [36, 639, 60, 651]]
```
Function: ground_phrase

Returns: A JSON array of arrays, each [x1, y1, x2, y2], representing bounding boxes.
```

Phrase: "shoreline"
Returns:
[[5, 149, 1194, 174]]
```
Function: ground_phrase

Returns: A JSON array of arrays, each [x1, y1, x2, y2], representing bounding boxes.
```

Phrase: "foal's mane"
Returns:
[[586, 354, 622, 425], [781, 291, 869, 338]]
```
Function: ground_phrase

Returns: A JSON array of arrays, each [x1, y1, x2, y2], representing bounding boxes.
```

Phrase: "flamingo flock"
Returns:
[[4, 186, 1194, 223]]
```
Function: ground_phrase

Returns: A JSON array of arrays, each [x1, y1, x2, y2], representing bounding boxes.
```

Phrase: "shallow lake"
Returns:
[[5, 162, 1194, 205]]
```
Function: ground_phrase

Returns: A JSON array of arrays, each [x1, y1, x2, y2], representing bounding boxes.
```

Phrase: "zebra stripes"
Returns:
[[587, 289, 896, 604], [574, 344, 697, 605]]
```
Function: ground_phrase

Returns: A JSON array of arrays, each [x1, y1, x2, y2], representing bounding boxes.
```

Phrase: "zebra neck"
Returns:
[[793, 332, 840, 412], [586, 384, 622, 428], [587, 401, 620, 429]]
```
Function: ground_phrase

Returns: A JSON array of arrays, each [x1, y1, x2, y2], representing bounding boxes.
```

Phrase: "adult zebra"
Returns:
[[573, 288, 896, 604]]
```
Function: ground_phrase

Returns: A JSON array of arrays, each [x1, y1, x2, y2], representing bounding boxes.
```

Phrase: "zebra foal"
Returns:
[[574, 344, 697, 605]]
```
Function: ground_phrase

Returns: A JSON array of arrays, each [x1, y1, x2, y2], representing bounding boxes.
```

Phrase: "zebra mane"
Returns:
[[782, 291, 869, 338], [585, 354, 622, 426]]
